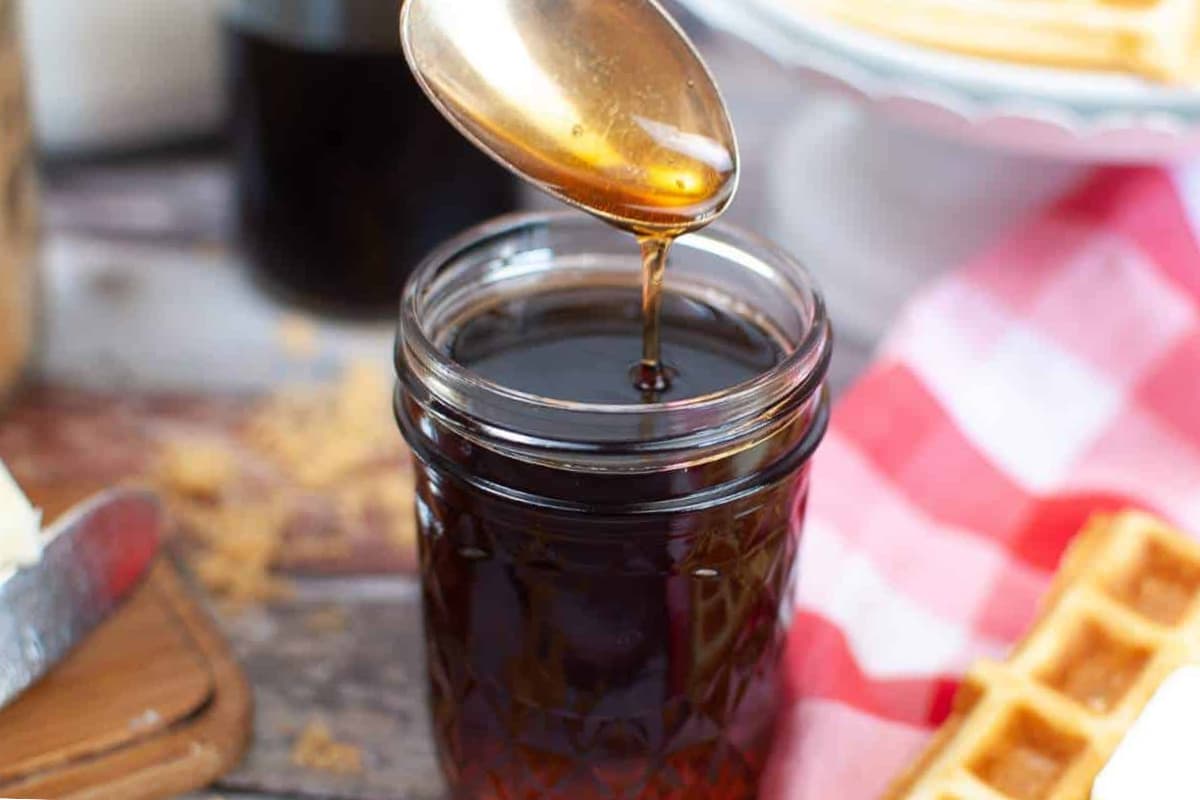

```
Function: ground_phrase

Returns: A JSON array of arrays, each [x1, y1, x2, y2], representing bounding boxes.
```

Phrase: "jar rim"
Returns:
[[397, 210, 832, 450]]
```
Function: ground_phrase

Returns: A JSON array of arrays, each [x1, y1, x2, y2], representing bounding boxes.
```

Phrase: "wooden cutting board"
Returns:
[[0, 540, 251, 798]]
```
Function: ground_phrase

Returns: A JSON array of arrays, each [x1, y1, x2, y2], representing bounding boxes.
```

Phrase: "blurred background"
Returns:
[[7, 0, 1095, 407]]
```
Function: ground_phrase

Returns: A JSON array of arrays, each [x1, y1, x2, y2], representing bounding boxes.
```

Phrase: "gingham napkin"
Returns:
[[764, 167, 1200, 798]]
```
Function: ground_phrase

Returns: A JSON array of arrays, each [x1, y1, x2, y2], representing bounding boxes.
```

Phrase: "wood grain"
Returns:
[[0, 562, 252, 800], [0, 574, 212, 782]]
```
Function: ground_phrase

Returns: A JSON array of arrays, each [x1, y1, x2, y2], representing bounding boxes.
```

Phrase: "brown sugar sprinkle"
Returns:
[[156, 439, 236, 501], [276, 313, 320, 360], [303, 605, 349, 634], [185, 499, 294, 605], [291, 719, 364, 775], [244, 362, 398, 489], [150, 362, 414, 606]]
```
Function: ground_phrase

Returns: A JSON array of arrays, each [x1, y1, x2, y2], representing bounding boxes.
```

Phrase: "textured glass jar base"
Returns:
[[415, 459, 812, 800]]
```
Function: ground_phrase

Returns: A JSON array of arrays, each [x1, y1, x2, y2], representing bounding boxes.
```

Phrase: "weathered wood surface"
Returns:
[[209, 580, 443, 800]]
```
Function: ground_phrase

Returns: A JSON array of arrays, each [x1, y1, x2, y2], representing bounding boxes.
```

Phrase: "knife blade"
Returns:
[[0, 488, 162, 709]]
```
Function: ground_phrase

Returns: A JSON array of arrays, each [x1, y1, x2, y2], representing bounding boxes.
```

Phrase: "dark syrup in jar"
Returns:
[[406, 284, 815, 799], [451, 286, 781, 403]]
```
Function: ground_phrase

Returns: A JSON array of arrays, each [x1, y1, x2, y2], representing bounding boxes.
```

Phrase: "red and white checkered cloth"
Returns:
[[765, 167, 1200, 798]]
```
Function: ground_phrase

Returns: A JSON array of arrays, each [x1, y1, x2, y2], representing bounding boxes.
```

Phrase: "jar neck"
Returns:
[[397, 384, 829, 512], [396, 212, 833, 473]]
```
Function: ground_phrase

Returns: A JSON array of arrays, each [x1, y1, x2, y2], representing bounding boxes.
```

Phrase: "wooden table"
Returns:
[[25, 14, 1084, 799]]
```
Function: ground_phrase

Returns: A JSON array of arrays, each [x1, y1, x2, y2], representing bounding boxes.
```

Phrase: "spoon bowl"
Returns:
[[400, 0, 739, 234]]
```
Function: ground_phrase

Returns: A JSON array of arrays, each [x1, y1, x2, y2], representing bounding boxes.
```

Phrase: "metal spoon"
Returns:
[[400, 0, 739, 235]]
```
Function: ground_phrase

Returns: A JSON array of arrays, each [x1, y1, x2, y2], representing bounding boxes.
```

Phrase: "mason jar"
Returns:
[[395, 212, 831, 799]]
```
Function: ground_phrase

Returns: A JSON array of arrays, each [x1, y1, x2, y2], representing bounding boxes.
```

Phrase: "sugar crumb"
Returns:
[[157, 439, 236, 500], [291, 719, 364, 775], [303, 606, 349, 634], [277, 314, 320, 360]]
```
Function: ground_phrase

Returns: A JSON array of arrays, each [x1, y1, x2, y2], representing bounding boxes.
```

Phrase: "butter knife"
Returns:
[[0, 488, 162, 709]]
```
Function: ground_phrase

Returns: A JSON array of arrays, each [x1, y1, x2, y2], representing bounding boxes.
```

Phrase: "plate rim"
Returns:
[[681, 0, 1200, 126]]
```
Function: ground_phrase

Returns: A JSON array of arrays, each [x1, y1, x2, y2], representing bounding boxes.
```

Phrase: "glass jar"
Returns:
[[395, 212, 831, 799], [0, 0, 38, 407]]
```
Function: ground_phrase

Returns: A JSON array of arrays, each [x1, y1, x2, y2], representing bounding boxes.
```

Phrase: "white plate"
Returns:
[[678, 0, 1200, 162]]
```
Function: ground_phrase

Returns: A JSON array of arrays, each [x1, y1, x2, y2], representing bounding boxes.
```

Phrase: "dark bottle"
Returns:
[[225, 0, 519, 316]]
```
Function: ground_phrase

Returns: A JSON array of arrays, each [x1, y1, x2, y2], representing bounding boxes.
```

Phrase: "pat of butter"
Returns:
[[0, 458, 42, 572], [1093, 665, 1200, 799]]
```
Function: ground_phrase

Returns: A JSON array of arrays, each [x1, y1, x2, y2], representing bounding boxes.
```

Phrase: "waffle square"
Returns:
[[794, 0, 1200, 81], [884, 511, 1200, 799]]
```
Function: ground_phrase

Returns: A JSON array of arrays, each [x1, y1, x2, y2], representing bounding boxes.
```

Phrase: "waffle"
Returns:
[[884, 511, 1200, 799], [793, 0, 1200, 82]]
